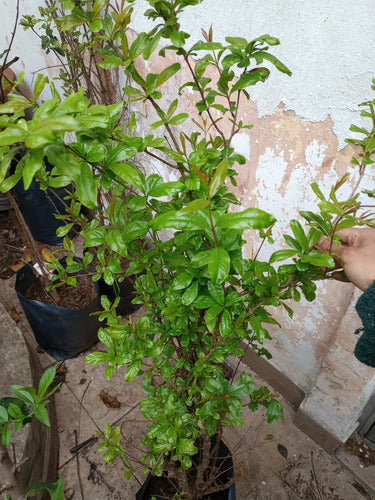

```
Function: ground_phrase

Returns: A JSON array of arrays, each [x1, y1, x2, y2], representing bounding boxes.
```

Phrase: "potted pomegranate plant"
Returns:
[[3, 0, 372, 497]]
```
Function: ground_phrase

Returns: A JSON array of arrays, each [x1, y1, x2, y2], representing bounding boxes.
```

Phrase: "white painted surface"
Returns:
[[1, 1, 57, 95]]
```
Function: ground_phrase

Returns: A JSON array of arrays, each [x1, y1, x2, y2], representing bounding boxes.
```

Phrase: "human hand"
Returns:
[[316, 228, 375, 291]]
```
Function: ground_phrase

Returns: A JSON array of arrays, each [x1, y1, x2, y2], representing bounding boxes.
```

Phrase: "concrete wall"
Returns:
[[2, 0, 375, 446]]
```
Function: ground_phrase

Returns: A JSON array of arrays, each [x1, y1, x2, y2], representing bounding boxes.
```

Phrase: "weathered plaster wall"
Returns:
[[2, 0, 375, 443], [131, 0, 375, 148]]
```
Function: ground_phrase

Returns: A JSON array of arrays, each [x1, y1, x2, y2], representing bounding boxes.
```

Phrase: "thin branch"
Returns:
[[145, 148, 181, 170], [182, 53, 226, 143], [0, 0, 20, 103]]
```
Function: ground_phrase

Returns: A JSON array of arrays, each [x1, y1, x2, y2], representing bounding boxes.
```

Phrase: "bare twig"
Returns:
[[0, 0, 20, 103], [310, 451, 323, 500]]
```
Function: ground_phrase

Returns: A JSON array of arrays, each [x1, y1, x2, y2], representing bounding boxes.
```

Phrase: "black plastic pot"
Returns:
[[15, 263, 101, 361], [98, 274, 142, 316], [136, 439, 236, 500], [13, 156, 74, 246]]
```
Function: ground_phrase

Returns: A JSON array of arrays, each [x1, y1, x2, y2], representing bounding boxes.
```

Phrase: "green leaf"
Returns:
[[229, 376, 254, 398], [155, 63, 181, 87], [56, 223, 74, 237], [255, 34, 280, 46], [302, 250, 335, 268], [110, 162, 143, 191], [150, 210, 209, 231], [107, 145, 138, 165], [204, 378, 223, 394], [217, 208, 275, 230], [191, 41, 223, 51], [166, 98, 178, 120], [54, 90, 89, 115], [266, 399, 283, 424], [283, 234, 302, 252], [0, 170, 22, 192], [181, 280, 198, 305], [290, 219, 310, 253], [8, 402, 24, 419], [231, 68, 270, 93], [103, 268, 114, 285], [193, 294, 216, 308], [168, 113, 189, 125], [208, 247, 230, 285], [170, 31, 189, 48], [125, 360, 141, 382], [207, 281, 224, 305], [123, 221, 148, 241], [219, 309, 232, 337], [22, 151, 43, 190], [0, 405, 8, 423], [318, 200, 342, 215], [105, 230, 127, 257], [177, 438, 198, 456], [191, 250, 210, 267], [349, 124, 369, 135], [26, 475, 64, 500], [269, 249, 297, 263], [0, 96, 31, 114], [85, 352, 111, 365], [249, 315, 267, 343], [0, 127, 27, 146], [254, 51, 292, 76], [225, 36, 248, 48], [90, 19, 102, 32], [75, 163, 98, 209], [148, 181, 183, 197], [179, 199, 209, 214], [172, 271, 193, 290], [83, 227, 106, 247], [130, 32, 148, 59], [1, 426, 11, 446], [205, 305, 223, 333], [311, 182, 325, 201], [86, 144, 107, 163], [209, 159, 228, 198], [124, 86, 144, 98], [38, 365, 57, 398], [34, 405, 50, 426], [33, 74, 49, 101]]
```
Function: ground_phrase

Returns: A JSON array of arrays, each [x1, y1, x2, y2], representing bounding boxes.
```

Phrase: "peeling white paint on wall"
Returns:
[[130, 0, 375, 149], [232, 133, 250, 160]]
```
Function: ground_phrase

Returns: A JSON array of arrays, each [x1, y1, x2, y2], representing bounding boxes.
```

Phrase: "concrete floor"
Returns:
[[1, 274, 375, 500]]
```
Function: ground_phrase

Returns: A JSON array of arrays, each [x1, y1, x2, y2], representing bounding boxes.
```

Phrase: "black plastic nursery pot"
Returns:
[[13, 156, 74, 246], [15, 263, 101, 361], [136, 439, 236, 500]]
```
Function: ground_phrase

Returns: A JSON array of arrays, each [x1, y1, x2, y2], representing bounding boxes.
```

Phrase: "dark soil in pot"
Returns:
[[24, 273, 97, 309], [15, 263, 101, 360]]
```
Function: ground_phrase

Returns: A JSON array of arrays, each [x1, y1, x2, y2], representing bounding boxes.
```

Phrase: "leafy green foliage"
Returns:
[[0, 365, 59, 447], [2, 1, 375, 498], [25, 475, 64, 500]]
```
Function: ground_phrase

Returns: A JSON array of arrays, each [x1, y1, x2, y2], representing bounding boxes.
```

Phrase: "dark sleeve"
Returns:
[[354, 282, 375, 368]]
